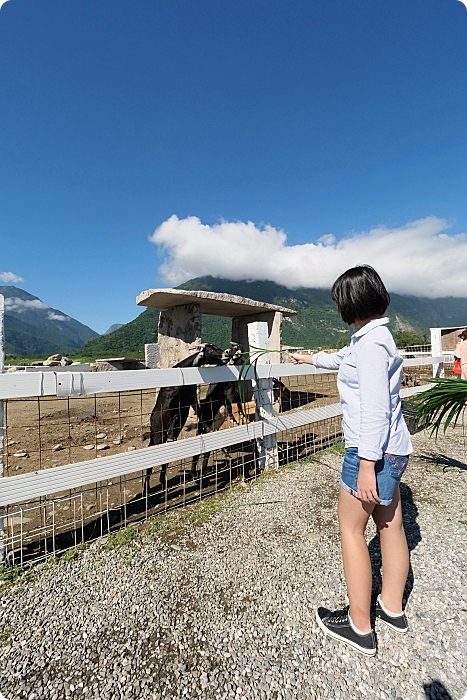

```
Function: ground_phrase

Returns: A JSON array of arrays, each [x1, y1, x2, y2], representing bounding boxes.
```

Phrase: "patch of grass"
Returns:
[[149, 516, 175, 538], [0, 563, 35, 591], [0, 563, 23, 587], [309, 441, 345, 460], [60, 543, 88, 563], [183, 498, 226, 525], [0, 628, 12, 644], [321, 441, 346, 456], [459, 520, 467, 526], [102, 526, 140, 551], [280, 461, 298, 471], [148, 491, 234, 542], [62, 549, 78, 563]]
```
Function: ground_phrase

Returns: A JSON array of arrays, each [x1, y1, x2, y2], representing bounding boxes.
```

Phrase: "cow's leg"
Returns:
[[143, 467, 153, 497], [191, 450, 211, 488], [190, 453, 200, 482], [159, 463, 169, 489]]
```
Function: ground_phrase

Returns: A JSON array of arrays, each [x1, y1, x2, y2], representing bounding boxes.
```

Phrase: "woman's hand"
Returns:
[[357, 459, 381, 504], [289, 352, 313, 365]]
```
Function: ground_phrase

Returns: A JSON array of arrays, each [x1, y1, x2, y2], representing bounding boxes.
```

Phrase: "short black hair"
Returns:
[[331, 265, 390, 325]]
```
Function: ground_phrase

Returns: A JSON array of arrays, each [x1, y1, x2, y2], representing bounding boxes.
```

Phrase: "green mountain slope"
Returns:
[[1, 286, 98, 356], [80, 276, 467, 356], [80, 308, 160, 356]]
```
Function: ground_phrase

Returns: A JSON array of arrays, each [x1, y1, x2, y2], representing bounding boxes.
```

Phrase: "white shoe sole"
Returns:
[[315, 609, 376, 656], [376, 615, 408, 635], [344, 593, 409, 635]]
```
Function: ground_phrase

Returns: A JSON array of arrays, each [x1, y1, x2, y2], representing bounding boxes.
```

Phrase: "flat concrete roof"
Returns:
[[136, 288, 296, 318]]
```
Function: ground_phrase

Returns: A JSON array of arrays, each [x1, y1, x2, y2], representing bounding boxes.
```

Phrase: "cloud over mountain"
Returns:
[[5, 297, 49, 312], [150, 215, 467, 298], [47, 311, 69, 322], [0, 271, 24, 284]]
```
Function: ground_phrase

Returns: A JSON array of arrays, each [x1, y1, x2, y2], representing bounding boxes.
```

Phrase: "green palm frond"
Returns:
[[412, 378, 467, 437]]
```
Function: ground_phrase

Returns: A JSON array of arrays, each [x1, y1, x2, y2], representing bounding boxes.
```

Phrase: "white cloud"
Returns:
[[149, 214, 467, 298], [0, 271, 24, 284], [4, 297, 49, 312], [47, 311, 69, 322]]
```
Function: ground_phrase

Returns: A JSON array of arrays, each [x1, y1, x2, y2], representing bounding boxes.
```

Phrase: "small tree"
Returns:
[[336, 334, 351, 350], [394, 330, 428, 348]]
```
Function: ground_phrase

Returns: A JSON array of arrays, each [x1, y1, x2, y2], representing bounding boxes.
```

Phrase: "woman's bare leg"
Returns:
[[372, 485, 409, 614], [338, 487, 375, 633]]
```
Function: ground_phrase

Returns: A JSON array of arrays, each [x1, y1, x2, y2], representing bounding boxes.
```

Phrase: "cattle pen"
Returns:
[[0, 345, 442, 567]]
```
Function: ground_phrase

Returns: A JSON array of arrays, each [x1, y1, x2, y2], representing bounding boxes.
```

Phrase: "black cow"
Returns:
[[143, 344, 226, 494], [190, 354, 244, 483]]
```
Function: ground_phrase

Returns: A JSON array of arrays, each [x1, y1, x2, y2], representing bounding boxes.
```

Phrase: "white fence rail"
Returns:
[[0, 355, 445, 401]]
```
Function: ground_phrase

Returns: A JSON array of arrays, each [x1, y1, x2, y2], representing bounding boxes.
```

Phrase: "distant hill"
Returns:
[[81, 308, 160, 356], [80, 306, 230, 357], [79, 276, 467, 356], [104, 323, 124, 335], [1, 286, 98, 356]]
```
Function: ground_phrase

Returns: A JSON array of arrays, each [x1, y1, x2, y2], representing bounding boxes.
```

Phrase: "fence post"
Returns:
[[0, 294, 5, 563], [247, 321, 278, 471], [430, 327, 444, 378]]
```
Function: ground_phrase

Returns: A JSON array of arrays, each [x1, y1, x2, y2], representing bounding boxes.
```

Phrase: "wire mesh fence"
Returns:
[[1, 372, 343, 565], [398, 344, 432, 355]]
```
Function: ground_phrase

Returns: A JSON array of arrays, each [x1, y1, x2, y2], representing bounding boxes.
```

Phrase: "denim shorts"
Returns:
[[340, 448, 409, 506]]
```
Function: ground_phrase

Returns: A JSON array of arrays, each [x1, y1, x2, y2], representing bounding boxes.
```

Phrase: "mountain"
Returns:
[[80, 306, 230, 357], [104, 323, 124, 335], [79, 276, 467, 356], [80, 307, 160, 356], [0, 286, 99, 356]]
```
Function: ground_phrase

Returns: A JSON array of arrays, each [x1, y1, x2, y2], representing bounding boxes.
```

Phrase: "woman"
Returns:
[[290, 265, 412, 656], [454, 329, 467, 380]]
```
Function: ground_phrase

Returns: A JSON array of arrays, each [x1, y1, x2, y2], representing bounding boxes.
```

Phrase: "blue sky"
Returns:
[[1, 0, 467, 333]]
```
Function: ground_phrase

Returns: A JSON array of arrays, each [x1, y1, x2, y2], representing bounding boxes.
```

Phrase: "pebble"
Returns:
[[126, 446, 136, 451], [13, 451, 28, 458], [0, 428, 465, 700], [52, 444, 64, 452], [83, 445, 95, 450], [96, 433, 107, 440], [96, 444, 109, 451]]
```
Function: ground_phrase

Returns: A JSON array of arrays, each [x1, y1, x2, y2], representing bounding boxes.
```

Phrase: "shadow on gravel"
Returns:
[[417, 453, 467, 472], [423, 679, 454, 699], [368, 482, 421, 606]]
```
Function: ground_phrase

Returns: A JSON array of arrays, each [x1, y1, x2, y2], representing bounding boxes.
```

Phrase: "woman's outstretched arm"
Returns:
[[290, 347, 347, 371]]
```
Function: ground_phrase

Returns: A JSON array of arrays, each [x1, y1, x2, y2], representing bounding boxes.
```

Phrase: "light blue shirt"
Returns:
[[312, 317, 413, 461]]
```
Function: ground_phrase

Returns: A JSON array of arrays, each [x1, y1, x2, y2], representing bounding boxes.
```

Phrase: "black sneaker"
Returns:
[[316, 606, 376, 656], [374, 596, 408, 634]]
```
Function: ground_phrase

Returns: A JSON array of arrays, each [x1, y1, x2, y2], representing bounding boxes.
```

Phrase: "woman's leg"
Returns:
[[338, 487, 375, 633], [372, 485, 409, 613]]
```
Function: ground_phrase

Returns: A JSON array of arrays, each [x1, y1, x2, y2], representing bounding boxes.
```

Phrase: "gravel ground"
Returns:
[[0, 427, 466, 700]]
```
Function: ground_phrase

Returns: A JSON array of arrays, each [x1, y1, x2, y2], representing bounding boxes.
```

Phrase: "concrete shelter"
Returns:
[[136, 288, 296, 368]]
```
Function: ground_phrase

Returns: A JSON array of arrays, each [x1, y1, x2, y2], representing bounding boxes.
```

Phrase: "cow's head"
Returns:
[[221, 342, 244, 365], [188, 343, 225, 367]]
